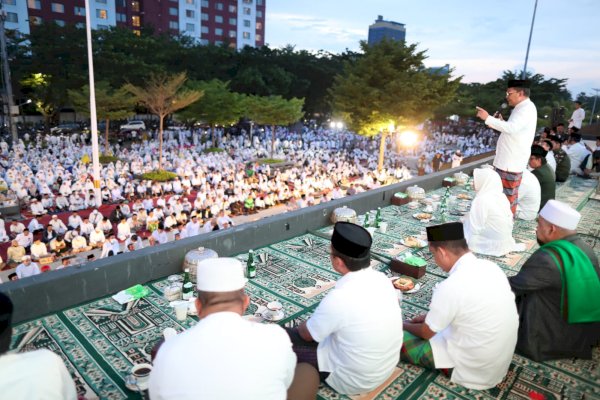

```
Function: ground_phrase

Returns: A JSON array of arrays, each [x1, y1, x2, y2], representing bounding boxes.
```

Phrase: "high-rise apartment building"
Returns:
[[2, 0, 265, 49], [368, 15, 405, 45]]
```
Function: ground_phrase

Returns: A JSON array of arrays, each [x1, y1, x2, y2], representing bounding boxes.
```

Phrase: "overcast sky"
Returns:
[[266, 0, 599, 99]]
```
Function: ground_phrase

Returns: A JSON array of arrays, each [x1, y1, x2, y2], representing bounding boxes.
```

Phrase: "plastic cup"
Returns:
[[379, 222, 388, 233], [174, 302, 188, 321]]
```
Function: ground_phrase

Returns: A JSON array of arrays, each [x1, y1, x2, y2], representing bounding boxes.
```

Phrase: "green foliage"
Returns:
[[141, 170, 178, 181], [204, 147, 225, 153], [330, 39, 461, 136], [99, 155, 119, 164]]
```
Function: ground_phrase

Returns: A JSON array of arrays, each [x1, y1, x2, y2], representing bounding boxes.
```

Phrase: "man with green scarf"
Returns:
[[509, 200, 600, 361]]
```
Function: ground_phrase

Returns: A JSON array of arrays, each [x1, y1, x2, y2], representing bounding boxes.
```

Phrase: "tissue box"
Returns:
[[442, 177, 457, 187], [390, 257, 426, 278], [391, 192, 409, 206]]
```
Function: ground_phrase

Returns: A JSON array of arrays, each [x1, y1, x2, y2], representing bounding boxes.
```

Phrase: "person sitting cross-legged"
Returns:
[[509, 200, 600, 361], [402, 222, 519, 390]]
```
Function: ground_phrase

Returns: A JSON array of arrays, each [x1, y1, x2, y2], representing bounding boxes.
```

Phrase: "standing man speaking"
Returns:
[[476, 80, 538, 215]]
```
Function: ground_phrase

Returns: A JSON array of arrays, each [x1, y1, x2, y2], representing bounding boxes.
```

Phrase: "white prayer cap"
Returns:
[[196, 257, 247, 292], [539, 199, 581, 230]]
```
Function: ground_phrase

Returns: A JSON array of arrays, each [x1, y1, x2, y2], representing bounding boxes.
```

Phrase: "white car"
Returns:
[[120, 120, 146, 131]]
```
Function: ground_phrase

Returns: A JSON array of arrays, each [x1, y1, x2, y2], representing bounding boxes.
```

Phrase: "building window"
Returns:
[[186, 23, 195, 32], [51, 3, 65, 13], [228, 18, 236, 25], [228, 5, 236, 12], [243, 7, 251, 15], [97, 24, 109, 29], [133, 29, 140, 36], [74, 6, 86, 16], [30, 16, 42, 25], [96, 9, 108, 19], [215, 3, 223, 10], [132, 15, 140, 27], [55, 20, 66, 27], [243, 31, 250, 39], [201, 13, 208, 21], [186, 0, 195, 4], [116, 13, 126, 22], [186, 10, 195, 18], [229, 30, 236, 38], [169, 7, 178, 16], [201, 0, 208, 7], [256, 10, 262, 18], [75, 22, 85, 28], [215, 40, 223, 45], [243, 19, 250, 27], [257, 0, 263, 5], [256, 22, 262, 30], [28, 0, 41, 9], [131, 1, 140, 12], [243, 0, 252, 3], [96, 0, 107, 3], [215, 15, 223, 23], [256, 33, 262, 42], [215, 28, 223, 36], [201, 26, 208, 34], [116, 0, 126, 7], [3, 0, 16, 5], [5, 12, 18, 23], [169, 21, 179, 29]]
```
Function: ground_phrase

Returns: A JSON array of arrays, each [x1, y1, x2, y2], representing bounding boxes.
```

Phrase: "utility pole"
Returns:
[[0, 4, 18, 145], [522, 0, 538, 80], [589, 88, 599, 125]]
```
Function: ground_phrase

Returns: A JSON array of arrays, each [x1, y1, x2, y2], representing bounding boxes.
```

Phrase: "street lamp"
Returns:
[[589, 88, 600, 125]]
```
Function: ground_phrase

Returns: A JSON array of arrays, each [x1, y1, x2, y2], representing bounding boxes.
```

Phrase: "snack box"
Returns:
[[390, 255, 426, 278], [442, 177, 457, 187], [391, 192, 409, 206]]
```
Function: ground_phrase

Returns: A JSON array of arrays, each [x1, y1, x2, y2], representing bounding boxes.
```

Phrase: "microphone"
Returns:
[[493, 103, 507, 118]]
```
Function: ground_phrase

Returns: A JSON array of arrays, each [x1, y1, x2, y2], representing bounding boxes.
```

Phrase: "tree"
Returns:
[[329, 39, 460, 171], [68, 81, 135, 153], [245, 95, 305, 158], [20, 73, 63, 131], [123, 72, 203, 169], [178, 79, 245, 147]]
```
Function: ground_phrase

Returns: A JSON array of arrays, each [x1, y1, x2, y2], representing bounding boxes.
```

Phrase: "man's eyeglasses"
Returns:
[[506, 91, 518, 97]]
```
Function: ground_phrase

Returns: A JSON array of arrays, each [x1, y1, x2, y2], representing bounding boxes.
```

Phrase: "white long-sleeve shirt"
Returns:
[[569, 107, 585, 129], [485, 98, 537, 173]]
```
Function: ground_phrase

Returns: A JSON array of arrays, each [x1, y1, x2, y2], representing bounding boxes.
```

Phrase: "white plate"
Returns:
[[400, 237, 427, 248], [390, 277, 422, 294], [261, 310, 285, 322], [412, 213, 435, 222]]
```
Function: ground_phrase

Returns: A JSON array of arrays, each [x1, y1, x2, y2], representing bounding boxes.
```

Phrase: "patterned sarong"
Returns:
[[285, 327, 330, 381], [494, 167, 523, 216], [400, 331, 435, 369]]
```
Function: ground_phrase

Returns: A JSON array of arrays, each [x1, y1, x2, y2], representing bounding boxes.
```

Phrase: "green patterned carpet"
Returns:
[[9, 177, 600, 400]]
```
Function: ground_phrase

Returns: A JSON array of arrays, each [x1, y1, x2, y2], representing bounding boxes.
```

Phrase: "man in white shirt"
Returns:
[[149, 257, 305, 400], [568, 100, 585, 129], [402, 222, 518, 390], [79, 218, 94, 238], [185, 215, 201, 237], [566, 133, 591, 174], [27, 217, 45, 235], [0, 293, 78, 400], [476, 79, 537, 215], [516, 169, 541, 221], [16, 256, 41, 279], [49, 215, 68, 235], [216, 210, 234, 230], [287, 222, 403, 395], [15, 229, 33, 250], [30, 198, 47, 216], [67, 212, 83, 230]]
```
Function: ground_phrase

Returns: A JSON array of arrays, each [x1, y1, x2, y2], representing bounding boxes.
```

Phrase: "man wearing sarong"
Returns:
[[402, 222, 519, 390], [476, 79, 537, 215], [509, 200, 600, 361]]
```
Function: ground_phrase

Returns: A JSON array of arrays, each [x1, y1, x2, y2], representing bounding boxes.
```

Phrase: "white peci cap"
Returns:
[[539, 199, 581, 230], [196, 257, 247, 292]]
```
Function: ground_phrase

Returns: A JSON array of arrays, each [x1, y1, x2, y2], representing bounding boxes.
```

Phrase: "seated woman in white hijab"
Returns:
[[463, 168, 524, 257]]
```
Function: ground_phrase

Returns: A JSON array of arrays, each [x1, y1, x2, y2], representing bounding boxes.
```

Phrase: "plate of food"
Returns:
[[400, 236, 427, 248], [413, 213, 434, 221], [457, 193, 472, 200], [391, 277, 421, 293]]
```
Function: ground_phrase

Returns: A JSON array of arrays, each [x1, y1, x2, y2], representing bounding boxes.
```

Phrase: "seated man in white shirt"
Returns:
[[49, 215, 68, 235], [286, 222, 403, 396], [67, 212, 83, 231], [116, 218, 131, 241], [30, 239, 50, 260], [30, 198, 47, 216], [27, 217, 45, 235], [89, 228, 105, 248], [0, 293, 78, 400], [149, 258, 313, 400], [402, 222, 519, 390], [516, 169, 541, 221], [16, 256, 41, 279], [70, 233, 88, 253], [216, 210, 235, 230], [79, 218, 94, 238]]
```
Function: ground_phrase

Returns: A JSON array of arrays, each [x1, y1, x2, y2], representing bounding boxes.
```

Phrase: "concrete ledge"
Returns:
[[1, 156, 494, 323]]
